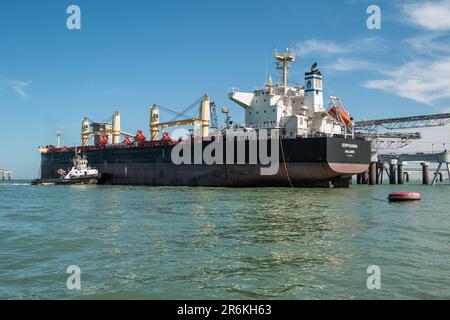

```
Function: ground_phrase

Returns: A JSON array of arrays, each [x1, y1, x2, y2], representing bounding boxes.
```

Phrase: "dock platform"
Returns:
[[0, 169, 13, 181], [359, 151, 450, 186]]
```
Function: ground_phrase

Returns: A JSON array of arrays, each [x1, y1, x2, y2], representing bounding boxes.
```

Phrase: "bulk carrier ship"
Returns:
[[38, 48, 371, 188]]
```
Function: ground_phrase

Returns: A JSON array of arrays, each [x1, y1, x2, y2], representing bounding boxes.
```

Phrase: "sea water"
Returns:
[[0, 181, 449, 299]]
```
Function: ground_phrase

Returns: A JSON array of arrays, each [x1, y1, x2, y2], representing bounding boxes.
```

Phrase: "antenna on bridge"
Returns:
[[274, 48, 296, 87]]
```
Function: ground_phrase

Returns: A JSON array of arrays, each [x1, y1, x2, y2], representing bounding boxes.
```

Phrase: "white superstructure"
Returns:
[[229, 48, 354, 138]]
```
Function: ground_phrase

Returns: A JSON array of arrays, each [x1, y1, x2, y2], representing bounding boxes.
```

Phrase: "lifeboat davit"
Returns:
[[328, 105, 352, 126], [388, 192, 421, 202]]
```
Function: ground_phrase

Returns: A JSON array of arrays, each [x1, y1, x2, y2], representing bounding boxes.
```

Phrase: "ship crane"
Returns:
[[79, 96, 211, 147], [150, 95, 210, 141], [81, 111, 137, 147], [56, 130, 63, 148], [209, 101, 219, 130]]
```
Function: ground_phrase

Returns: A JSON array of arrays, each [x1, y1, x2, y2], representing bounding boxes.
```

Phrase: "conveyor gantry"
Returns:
[[355, 113, 450, 131], [354, 113, 450, 151]]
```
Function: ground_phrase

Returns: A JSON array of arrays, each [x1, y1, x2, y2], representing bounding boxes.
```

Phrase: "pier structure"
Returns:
[[356, 152, 450, 186], [0, 169, 12, 181], [377, 151, 450, 186], [354, 112, 450, 186]]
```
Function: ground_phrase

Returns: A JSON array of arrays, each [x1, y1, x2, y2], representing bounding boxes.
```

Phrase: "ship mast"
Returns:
[[274, 48, 295, 87]]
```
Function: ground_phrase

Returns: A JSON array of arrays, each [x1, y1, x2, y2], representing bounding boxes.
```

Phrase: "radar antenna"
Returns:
[[274, 48, 296, 86]]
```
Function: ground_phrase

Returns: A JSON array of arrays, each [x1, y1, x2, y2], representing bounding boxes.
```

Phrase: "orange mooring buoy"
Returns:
[[388, 192, 421, 202]]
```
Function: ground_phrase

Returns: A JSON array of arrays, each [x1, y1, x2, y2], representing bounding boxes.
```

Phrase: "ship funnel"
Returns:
[[150, 104, 160, 141], [112, 111, 121, 144], [304, 63, 324, 114], [81, 117, 90, 146], [199, 95, 210, 138]]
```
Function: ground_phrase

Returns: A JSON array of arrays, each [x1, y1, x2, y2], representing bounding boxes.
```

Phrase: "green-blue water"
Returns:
[[1, 181, 449, 299]]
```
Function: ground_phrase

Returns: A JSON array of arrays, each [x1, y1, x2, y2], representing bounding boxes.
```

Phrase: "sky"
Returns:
[[1, 0, 450, 178]]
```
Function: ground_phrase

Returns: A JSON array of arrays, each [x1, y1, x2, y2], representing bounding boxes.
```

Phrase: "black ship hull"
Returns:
[[39, 137, 371, 188]]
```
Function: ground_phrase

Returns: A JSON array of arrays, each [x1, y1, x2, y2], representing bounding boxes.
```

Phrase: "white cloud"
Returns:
[[325, 57, 382, 72], [297, 28, 450, 109], [11, 80, 32, 98], [298, 39, 347, 56], [297, 37, 383, 56], [364, 58, 450, 105], [0, 79, 32, 98], [362, 28, 450, 106], [402, 34, 450, 56], [403, 0, 450, 31]]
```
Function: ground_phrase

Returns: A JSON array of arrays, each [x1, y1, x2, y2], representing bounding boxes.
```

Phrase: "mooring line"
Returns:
[[280, 137, 294, 188], [370, 197, 387, 202]]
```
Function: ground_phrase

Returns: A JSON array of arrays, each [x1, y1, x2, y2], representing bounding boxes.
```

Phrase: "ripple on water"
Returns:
[[1, 182, 449, 299]]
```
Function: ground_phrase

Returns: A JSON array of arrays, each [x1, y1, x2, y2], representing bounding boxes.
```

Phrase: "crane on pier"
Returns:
[[355, 113, 450, 131], [354, 113, 450, 151]]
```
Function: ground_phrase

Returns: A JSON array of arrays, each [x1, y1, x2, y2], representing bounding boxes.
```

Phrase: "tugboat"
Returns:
[[32, 152, 101, 185]]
